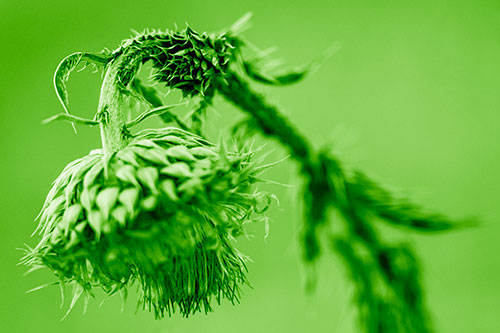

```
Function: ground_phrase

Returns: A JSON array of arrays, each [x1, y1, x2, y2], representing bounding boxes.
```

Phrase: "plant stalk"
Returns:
[[97, 57, 130, 157]]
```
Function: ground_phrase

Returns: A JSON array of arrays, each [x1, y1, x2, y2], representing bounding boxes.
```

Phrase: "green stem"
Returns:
[[219, 71, 313, 166], [97, 57, 132, 157]]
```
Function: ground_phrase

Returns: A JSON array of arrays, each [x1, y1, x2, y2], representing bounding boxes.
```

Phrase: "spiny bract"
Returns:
[[111, 26, 241, 99], [23, 127, 271, 318]]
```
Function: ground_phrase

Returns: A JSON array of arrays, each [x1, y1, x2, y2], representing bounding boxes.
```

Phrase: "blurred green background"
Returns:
[[1, 0, 499, 332]]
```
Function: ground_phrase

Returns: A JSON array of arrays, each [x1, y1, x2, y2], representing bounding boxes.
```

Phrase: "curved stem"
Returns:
[[97, 57, 131, 157]]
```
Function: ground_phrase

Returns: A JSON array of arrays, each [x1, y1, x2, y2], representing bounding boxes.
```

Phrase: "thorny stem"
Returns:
[[220, 71, 434, 331], [219, 72, 332, 259], [220, 72, 313, 168]]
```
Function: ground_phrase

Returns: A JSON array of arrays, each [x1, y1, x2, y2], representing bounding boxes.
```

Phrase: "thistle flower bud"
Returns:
[[24, 127, 271, 318]]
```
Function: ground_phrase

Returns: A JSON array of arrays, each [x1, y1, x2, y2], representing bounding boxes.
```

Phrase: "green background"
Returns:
[[1, 0, 499, 332]]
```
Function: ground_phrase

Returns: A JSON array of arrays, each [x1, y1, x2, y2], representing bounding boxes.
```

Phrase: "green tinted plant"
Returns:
[[22, 14, 471, 332]]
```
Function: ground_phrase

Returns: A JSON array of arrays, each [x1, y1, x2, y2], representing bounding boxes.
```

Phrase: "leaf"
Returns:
[[42, 113, 100, 126], [126, 104, 178, 128], [243, 61, 308, 86], [96, 187, 120, 220], [160, 162, 193, 178], [53, 52, 110, 132], [217, 137, 230, 167], [130, 77, 164, 107], [347, 171, 469, 232], [242, 42, 337, 87]]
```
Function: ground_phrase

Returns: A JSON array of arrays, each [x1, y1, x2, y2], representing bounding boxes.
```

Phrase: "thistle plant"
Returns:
[[22, 14, 471, 331]]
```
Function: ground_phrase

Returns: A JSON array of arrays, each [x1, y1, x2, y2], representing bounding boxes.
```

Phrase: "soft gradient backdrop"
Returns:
[[1, 0, 499, 332]]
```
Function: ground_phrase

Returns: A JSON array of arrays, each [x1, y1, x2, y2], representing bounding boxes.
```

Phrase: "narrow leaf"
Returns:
[[42, 113, 99, 126], [53, 52, 110, 132]]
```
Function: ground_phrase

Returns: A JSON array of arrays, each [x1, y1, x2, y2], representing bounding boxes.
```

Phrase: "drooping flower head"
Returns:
[[22, 14, 461, 331], [23, 127, 272, 318]]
